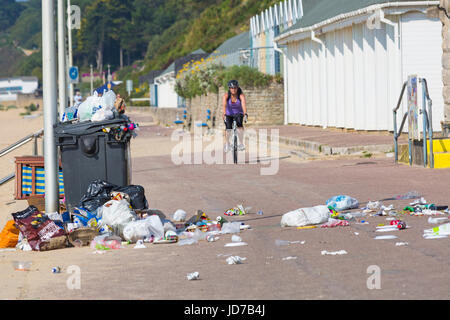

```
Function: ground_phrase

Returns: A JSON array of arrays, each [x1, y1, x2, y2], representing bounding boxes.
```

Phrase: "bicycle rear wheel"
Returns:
[[233, 135, 238, 164]]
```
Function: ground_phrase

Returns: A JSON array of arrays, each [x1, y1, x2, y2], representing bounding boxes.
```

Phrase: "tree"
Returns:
[[0, 0, 25, 32]]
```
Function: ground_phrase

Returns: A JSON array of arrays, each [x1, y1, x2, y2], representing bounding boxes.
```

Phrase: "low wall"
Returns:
[[187, 82, 284, 130], [0, 94, 43, 109], [127, 106, 183, 126]]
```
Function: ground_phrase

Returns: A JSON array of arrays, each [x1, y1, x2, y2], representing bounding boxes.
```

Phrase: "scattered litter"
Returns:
[[220, 222, 241, 234], [187, 272, 200, 280], [321, 218, 350, 228], [172, 209, 187, 222], [290, 240, 306, 244], [226, 256, 247, 264], [224, 242, 248, 247], [13, 261, 31, 271], [281, 205, 330, 227], [275, 239, 290, 246], [423, 234, 448, 240], [282, 256, 297, 261], [321, 250, 347, 256], [297, 226, 317, 230], [428, 217, 448, 224], [395, 191, 421, 200], [217, 253, 232, 257], [395, 242, 409, 246], [423, 223, 450, 238], [374, 235, 398, 240], [240, 224, 251, 230], [133, 239, 146, 249], [326, 195, 359, 211], [354, 232, 359, 235], [178, 238, 198, 246], [231, 235, 242, 242], [51, 267, 61, 274], [92, 250, 107, 254], [207, 234, 219, 242], [275, 239, 305, 246], [366, 201, 381, 211], [257, 210, 264, 215], [410, 197, 427, 206]]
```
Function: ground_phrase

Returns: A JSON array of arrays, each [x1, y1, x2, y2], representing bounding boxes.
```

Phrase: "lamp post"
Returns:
[[42, 0, 60, 213]]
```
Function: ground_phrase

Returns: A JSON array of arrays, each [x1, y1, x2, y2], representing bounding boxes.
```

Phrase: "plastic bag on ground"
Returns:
[[113, 185, 149, 210], [220, 222, 241, 234], [423, 223, 450, 238], [172, 209, 187, 222], [326, 195, 359, 211], [320, 218, 350, 228], [281, 205, 330, 227], [90, 234, 122, 250], [79, 180, 118, 213], [122, 215, 164, 242], [101, 199, 136, 238]]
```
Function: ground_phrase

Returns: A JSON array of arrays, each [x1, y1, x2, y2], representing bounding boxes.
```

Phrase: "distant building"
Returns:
[[153, 49, 209, 108], [249, 0, 303, 75], [275, 0, 443, 132], [0, 76, 39, 102], [207, 31, 251, 68]]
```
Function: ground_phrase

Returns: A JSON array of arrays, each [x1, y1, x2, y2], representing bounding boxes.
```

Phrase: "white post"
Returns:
[[57, 0, 67, 118], [90, 64, 93, 94], [42, 0, 60, 213], [67, 0, 74, 107]]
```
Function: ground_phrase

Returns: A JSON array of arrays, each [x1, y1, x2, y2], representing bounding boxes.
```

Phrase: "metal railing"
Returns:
[[0, 128, 44, 186], [393, 78, 434, 168]]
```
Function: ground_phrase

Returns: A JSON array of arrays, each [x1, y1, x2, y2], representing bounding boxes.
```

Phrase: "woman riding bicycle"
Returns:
[[222, 80, 248, 153]]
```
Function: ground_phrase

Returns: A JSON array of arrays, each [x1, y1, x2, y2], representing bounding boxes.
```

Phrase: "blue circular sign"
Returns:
[[69, 66, 78, 80]]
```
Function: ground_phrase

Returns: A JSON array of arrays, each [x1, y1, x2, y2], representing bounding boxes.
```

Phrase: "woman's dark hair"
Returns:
[[227, 87, 243, 100]]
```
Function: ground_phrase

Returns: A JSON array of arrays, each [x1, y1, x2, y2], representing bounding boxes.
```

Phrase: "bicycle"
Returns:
[[225, 114, 247, 164]]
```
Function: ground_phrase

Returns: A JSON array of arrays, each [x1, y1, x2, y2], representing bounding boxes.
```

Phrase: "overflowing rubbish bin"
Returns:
[[54, 116, 134, 211]]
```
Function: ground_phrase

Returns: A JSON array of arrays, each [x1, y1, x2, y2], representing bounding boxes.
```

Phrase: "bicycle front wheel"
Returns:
[[233, 135, 238, 164]]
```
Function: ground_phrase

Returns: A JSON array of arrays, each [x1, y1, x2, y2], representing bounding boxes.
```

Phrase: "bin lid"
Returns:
[[54, 117, 129, 136]]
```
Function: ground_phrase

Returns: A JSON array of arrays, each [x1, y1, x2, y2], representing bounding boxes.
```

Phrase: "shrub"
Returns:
[[175, 63, 280, 99]]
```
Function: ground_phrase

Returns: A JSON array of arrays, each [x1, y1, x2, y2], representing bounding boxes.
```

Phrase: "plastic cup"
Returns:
[[13, 261, 32, 271]]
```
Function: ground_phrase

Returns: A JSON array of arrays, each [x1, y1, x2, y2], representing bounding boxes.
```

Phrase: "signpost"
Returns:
[[126, 79, 133, 96], [68, 66, 79, 84]]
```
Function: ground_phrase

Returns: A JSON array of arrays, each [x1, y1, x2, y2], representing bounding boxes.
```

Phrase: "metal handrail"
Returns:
[[0, 128, 44, 186], [393, 78, 434, 168], [0, 128, 43, 158], [393, 81, 407, 163], [422, 78, 434, 168]]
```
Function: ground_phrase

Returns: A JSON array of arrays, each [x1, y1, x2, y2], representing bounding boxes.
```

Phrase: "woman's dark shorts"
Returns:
[[225, 114, 244, 130]]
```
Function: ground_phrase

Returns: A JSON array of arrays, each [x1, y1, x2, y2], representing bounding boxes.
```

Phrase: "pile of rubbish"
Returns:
[[280, 191, 450, 239], [62, 87, 127, 124], [0, 180, 251, 252]]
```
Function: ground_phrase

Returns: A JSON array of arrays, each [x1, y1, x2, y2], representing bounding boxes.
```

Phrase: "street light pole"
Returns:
[[67, 0, 74, 107], [57, 0, 67, 119], [90, 64, 94, 94], [42, 0, 60, 214]]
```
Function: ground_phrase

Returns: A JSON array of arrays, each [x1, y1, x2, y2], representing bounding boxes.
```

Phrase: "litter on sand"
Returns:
[[226, 256, 247, 264], [321, 250, 348, 255], [374, 235, 398, 240], [187, 272, 200, 280]]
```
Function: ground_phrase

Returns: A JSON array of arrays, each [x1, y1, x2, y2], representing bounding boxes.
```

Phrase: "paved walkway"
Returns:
[[130, 111, 407, 155]]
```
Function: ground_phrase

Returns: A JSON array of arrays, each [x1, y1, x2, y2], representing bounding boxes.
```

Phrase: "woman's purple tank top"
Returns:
[[226, 95, 243, 116]]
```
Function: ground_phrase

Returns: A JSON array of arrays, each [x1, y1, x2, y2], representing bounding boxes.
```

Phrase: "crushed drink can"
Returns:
[[397, 221, 407, 230], [52, 267, 61, 274]]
